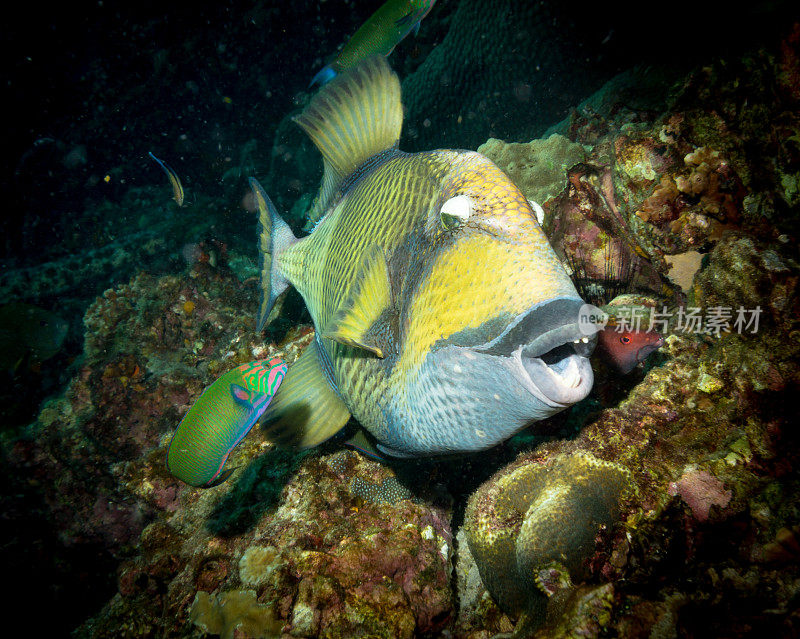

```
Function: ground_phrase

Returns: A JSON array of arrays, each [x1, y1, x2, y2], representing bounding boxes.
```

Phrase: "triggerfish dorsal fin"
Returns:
[[294, 56, 403, 223], [260, 340, 351, 449], [249, 177, 297, 331], [323, 246, 394, 358], [166, 358, 287, 488]]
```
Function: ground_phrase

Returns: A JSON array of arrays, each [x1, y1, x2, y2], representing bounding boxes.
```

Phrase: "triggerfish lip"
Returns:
[[474, 296, 597, 408], [514, 350, 594, 407], [474, 297, 598, 357]]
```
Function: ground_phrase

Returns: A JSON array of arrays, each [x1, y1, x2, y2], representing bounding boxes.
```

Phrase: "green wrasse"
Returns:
[[256, 57, 596, 458], [310, 0, 436, 87], [166, 358, 287, 487], [0, 303, 68, 372]]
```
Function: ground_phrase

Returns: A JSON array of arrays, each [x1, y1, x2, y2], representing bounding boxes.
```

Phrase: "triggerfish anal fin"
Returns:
[[166, 357, 287, 488], [148, 151, 185, 207], [309, 0, 436, 88], [249, 177, 297, 331], [260, 340, 351, 449]]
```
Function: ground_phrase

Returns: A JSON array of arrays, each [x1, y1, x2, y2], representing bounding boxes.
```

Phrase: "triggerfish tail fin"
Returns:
[[166, 357, 287, 488], [148, 151, 185, 207], [294, 56, 403, 222], [249, 177, 297, 331], [260, 340, 351, 449]]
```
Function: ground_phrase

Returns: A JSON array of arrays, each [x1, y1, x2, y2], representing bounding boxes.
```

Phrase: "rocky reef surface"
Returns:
[[2, 22, 799, 639]]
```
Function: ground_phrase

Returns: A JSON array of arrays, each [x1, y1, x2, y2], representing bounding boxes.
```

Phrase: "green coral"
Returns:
[[189, 590, 283, 639], [400, 0, 606, 149], [477, 134, 587, 207], [464, 452, 631, 634]]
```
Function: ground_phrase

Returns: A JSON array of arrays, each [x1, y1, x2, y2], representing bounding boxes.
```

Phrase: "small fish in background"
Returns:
[[595, 318, 665, 375], [148, 151, 185, 207], [566, 242, 665, 373], [0, 303, 69, 373], [166, 357, 287, 488], [310, 0, 437, 87]]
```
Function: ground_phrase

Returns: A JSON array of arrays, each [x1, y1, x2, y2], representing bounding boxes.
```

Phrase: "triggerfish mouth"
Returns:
[[254, 57, 596, 458], [167, 358, 287, 487]]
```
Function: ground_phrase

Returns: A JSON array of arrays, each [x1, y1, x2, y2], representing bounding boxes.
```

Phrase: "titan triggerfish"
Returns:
[[254, 57, 596, 457]]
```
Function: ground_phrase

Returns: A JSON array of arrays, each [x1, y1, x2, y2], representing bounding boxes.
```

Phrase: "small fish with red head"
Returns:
[[585, 294, 666, 374], [596, 321, 665, 374]]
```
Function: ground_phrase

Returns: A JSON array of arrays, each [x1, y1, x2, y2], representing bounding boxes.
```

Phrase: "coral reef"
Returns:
[[190, 590, 283, 639], [238, 546, 282, 588], [400, 1, 601, 149], [464, 453, 631, 635], [668, 469, 733, 522], [450, 25, 800, 638], [78, 448, 453, 638], [477, 134, 587, 207]]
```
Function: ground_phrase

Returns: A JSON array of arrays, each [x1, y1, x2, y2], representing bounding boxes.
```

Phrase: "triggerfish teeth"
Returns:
[[253, 57, 596, 458], [166, 357, 287, 488]]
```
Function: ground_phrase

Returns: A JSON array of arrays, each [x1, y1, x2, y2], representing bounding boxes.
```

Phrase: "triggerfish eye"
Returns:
[[166, 357, 287, 487]]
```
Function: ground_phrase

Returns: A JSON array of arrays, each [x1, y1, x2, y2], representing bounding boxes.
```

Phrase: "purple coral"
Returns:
[[668, 469, 733, 522]]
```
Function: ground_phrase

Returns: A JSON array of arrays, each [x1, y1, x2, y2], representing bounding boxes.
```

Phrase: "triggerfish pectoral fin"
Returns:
[[260, 340, 351, 449], [166, 357, 287, 488]]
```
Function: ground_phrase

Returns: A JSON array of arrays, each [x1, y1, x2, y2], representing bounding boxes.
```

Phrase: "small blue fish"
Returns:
[[167, 358, 287, 487]]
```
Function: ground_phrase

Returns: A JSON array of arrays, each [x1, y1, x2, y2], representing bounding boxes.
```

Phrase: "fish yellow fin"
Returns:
[[294, 56, 403, 222], [259, 340, 351, 448], [250, 178, 297, 331], [322, 247, 392, 358]]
